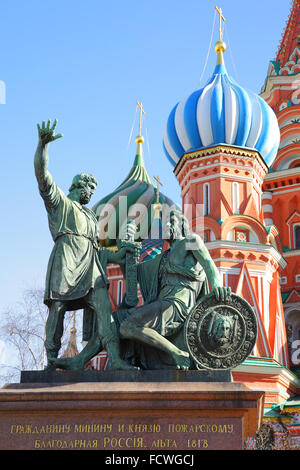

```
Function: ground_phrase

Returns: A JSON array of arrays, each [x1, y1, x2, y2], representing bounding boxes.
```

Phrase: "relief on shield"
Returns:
[[184, 293, 258, 370]]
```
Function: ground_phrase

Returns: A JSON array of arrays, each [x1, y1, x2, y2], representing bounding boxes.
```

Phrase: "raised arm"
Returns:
[[34, 119, 63, 191]]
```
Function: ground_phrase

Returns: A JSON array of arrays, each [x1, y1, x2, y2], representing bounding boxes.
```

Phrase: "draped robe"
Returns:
[[40, 173, 109, 309], [115, 249, 209, 369]]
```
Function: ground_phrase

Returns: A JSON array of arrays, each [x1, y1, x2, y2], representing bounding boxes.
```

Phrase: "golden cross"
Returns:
[[215, 6, 226, 42], [153, 175, 163, 203], [137, 101, 146, 136]]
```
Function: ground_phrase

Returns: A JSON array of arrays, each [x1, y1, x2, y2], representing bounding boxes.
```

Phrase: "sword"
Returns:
[[119, 220, 142, 308]]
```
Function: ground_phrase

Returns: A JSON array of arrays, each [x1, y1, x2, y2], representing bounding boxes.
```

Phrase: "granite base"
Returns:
[[0, 376, 264, 451], [20, 368, 232, 384]]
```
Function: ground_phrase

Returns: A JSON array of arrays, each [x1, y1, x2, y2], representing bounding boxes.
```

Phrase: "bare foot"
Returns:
[[172, 350, 190, 370], [49, 356, 85, 370]]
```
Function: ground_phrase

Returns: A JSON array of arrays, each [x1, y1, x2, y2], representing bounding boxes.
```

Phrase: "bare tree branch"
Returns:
[[0, 287, 83, 386]]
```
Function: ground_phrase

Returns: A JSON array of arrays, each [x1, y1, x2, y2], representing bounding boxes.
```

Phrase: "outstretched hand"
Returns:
[[211, 286, 231, 302], [37, 119, 63, 146]]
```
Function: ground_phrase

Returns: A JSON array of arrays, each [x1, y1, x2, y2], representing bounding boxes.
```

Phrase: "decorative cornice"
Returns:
[[233, 357, 300, 387], [180, 172, 263, 199], [264, 166, 300, 181], [205, 240, 287, 269], [174, 145, 268, 177], [176, 146, 267, 199], [283, 249, 300, 258], [260, 74, 300, 101]]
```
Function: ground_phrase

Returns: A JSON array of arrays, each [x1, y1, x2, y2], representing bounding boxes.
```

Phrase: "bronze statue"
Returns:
[[50, 209, 231, 370], [116, 210, 232, 369], [34, 120, 136, 371]]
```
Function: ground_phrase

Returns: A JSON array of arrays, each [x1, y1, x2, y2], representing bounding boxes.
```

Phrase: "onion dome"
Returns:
[[61, 313, 79, 358], [93, 132, 176, 247], [163, 38, 280, 168]]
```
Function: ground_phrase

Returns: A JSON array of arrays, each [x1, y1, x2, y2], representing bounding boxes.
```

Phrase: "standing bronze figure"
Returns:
[[34, 120, 136, 371]]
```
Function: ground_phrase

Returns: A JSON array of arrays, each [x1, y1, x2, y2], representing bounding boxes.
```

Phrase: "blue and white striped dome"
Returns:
[[163, 59, 280, 168]]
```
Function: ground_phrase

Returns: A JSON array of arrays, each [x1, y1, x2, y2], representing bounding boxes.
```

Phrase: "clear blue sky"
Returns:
[[0, 0, 290, 311]]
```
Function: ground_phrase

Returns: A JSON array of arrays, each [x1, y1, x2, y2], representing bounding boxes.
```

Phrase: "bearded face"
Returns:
[[212, 317, 232, 346], [79, 186, 92, 205], [164, 215, 183, 241], [68, 174, 97, 206], [77, 180, 97, 205]]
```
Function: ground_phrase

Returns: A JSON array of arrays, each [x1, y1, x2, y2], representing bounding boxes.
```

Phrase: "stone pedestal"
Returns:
[[20, 369, 233, 383], [0, 371, 264, 451]]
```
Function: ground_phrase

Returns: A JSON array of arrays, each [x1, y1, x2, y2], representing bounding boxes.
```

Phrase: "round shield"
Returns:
[[184, 293, 258, 370]]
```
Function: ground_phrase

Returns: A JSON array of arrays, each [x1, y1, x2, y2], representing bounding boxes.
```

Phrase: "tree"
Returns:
[[0, 288, 82, 386]]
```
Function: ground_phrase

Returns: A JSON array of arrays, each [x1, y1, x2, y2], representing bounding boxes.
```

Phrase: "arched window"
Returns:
[[203, 183, 210, 216], [279, 101, 288, 111], [232, 182, 239, 214], [117, 280, 123, 305], [294, 225, 300, 249]]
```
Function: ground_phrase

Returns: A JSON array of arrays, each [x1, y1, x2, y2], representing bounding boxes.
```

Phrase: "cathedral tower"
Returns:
[[163, 7, 293, 407], [260, 0, 300, 371]]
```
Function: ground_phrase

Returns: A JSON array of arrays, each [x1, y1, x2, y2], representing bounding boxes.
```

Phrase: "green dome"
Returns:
[[93, 147, 176, 247]]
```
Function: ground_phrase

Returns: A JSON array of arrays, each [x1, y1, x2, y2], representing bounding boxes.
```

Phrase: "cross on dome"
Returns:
[[153, 175, 163, 204], [215, 6, 226, 42], [214, 5, 227, 64], [163, 6, 281, 169], [135, 100, 146, 154], [136, 101, 146, 141]]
